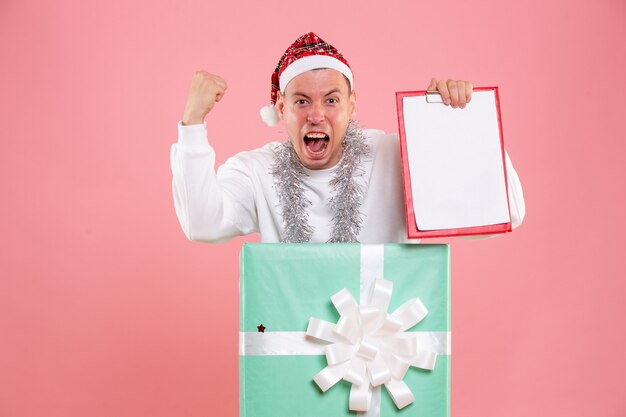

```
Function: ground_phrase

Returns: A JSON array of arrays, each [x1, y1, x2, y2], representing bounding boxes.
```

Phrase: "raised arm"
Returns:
[[170, 72, 259, 243]]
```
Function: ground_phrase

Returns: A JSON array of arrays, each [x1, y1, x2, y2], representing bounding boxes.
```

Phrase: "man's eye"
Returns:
[[296, 99, 308, 105], [327, 98, 338, 104]]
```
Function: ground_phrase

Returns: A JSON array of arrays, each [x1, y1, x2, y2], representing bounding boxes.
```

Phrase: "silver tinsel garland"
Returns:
[[270, 121, 371, 243]]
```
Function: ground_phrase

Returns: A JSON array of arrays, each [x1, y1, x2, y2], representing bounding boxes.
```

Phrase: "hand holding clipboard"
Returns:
[[396, 87, 512, 238]]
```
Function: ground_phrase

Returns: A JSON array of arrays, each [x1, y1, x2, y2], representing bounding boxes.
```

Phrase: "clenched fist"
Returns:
[[182, 71, 227, 125]]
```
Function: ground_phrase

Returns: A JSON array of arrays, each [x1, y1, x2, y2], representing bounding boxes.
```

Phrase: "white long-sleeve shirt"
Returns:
[[171, 122, 525, 243]]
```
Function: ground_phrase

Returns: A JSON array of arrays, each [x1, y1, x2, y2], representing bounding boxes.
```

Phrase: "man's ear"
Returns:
[[275, 91, 285, 120], [349, 90, 357, 119]]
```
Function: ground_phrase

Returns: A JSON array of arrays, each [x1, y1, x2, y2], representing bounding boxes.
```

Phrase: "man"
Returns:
[[171, 32, 525, 243]]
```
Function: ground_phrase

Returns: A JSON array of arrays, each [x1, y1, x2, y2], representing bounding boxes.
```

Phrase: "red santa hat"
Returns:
[[260, 32, 354, 126]]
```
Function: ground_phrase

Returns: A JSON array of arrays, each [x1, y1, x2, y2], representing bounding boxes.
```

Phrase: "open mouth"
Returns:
[[304, 133, 330, 156]]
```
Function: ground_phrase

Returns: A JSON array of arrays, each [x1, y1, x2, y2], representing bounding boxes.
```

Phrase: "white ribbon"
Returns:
[[240, 331, 449, 356], [306, 278, 437, 412]]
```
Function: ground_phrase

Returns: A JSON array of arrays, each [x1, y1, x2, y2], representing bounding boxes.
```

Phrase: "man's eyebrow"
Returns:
[[292, 92, 311, 99], [291, 88, 343, 99], [324, 88, 341, 96]]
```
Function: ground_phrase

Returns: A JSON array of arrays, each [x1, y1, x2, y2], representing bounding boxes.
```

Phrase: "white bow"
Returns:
[[306, 279, 437, 412]]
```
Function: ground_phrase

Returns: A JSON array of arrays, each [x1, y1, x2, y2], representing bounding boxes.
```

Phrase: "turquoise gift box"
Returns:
[[239, 243, 450, 417]]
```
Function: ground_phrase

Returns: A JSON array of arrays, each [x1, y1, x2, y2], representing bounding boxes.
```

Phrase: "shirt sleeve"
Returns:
[[170, 122, 259, 243], [504, 150, 526, 229], [457, 149, 526, 240]]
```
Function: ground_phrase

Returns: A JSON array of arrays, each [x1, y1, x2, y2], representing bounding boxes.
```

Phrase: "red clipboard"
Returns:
[[396, 87, 512, 239]]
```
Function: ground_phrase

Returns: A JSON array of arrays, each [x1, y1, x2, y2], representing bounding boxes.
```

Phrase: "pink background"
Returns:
[[1, 0, 625, 416]]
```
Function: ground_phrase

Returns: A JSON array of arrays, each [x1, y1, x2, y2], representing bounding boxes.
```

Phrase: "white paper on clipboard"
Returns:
[[402, 90, 511, 231]]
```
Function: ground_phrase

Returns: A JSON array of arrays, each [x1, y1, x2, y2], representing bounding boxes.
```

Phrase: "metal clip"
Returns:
[[425, 91, 444, 103]]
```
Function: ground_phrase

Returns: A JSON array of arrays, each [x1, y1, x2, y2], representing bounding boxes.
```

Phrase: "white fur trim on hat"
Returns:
[[260, 104, 280, 127], [278, 55, 354, 93]]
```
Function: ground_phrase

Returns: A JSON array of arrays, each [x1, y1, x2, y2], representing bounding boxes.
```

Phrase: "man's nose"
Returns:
[[307, 102, 325, 124]]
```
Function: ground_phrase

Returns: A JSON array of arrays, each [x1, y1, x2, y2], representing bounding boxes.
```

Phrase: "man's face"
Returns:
[[276, 69, 356, 170]]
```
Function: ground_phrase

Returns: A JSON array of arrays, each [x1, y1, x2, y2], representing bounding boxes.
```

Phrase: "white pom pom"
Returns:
[[260, 104, 280, 127]]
